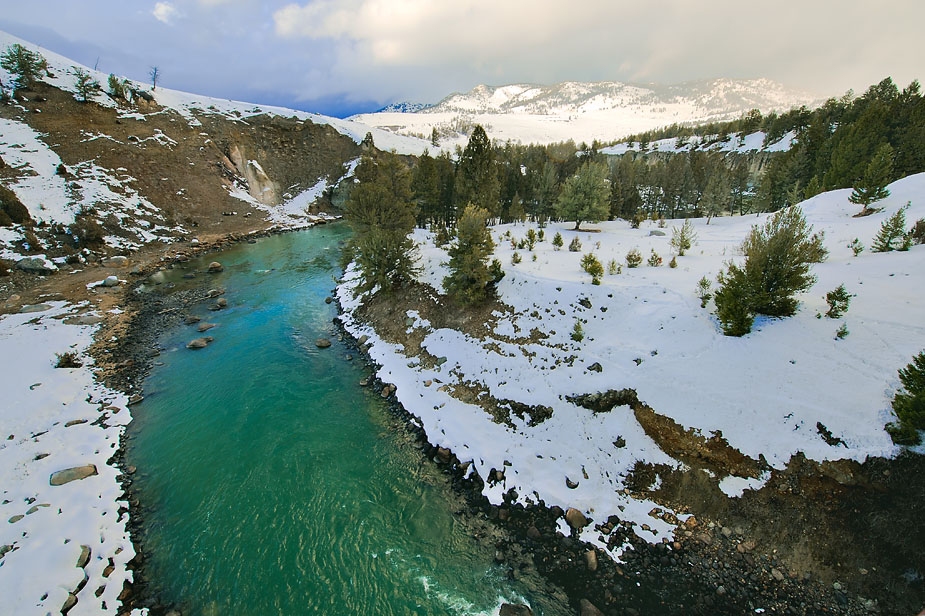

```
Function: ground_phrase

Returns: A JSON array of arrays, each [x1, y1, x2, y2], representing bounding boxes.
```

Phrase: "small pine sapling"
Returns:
[[625, 248, 642, 268], [647, 249, 663, 267], [489, 259, 504, 284], [669, 255, 677, 268], [696, 276, 713, 308], [570, 319, 584, 342], [568, 236, 582, 252], [872, 204, 909, 252], [538, 229, 546, 242], [848, 238, 864, 256], [631, 212, 645, 229], [824, 284, 853, 318], [511, 251, 522, 264], [580, 253, 604, 285], [72, 67, 100, 102], [552, 232, 563, 250], [607, 259, 619, 275], [670, 219, 697, 256], [532, 253, 537, 262], [835, 323, 849, 339], [526, 228, 537, 250], [911, 219, 925, 245]]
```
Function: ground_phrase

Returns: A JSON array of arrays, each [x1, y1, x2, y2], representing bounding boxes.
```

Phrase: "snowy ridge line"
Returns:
[[0, 302, 136, 615], [0, 29, 431, 156]]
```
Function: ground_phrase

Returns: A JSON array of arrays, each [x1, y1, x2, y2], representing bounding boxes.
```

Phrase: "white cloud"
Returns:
[[271, 0, 925, 103], [152, 2, 179, 24]]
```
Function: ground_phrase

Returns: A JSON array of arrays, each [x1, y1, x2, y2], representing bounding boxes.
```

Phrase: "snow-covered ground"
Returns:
[[601, 130, 797, 155], [0, 302, 136, 615], [338, 173, 925, 559]]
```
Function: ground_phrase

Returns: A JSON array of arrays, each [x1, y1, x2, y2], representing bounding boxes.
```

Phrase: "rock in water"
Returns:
[[187, 337, 214, 350], [499, 604, 534, 616], [315, 338, 331, 348], [197, 322, 217, 332], [50, 465, 98, 486], [208, 262, 223, 273], [184, 315, 201, 325], [565, 507, 589, 530]]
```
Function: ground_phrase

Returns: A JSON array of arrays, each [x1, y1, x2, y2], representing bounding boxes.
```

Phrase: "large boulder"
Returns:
[[208, 261, 223, 273], [16, 256, 56, 274], [565, 507, 589, 530], [50, 465, 98, 486], [579, 599, 605, 616], [315, 338, 331, 348]]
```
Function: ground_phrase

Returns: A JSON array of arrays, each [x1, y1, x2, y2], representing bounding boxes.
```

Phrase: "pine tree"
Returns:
[[714, 263, 754, 336], [0, 44, 48, 90], [552, 232, 563, 250], [430, 127, 439, 147], [456, 125, 500, 218], [580, 253, 604, 284], [72, 67, 100, 102], [345, 154, 419, 294], [555, 161, 610, 230], [849, 143, 893, 215], [701, 170, 730, 224], [740, 206, 827, 317], [887, 351, 925, 445], [871, 204, 909, 252], [443, 205, 497, 304], [670, 219, 697, 256]]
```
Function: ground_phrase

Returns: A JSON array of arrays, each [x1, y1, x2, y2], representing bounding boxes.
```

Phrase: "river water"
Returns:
[[126, 226, 569, 616]]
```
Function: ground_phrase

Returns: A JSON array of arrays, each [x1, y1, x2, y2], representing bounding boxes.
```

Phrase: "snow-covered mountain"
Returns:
[[353, 78, 822, 148], [376, 101, 433, 113]]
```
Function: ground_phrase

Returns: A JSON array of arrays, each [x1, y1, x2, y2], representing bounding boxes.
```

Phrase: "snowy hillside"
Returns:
[[352, 78, 821, 149], [339, 174, 925, 557], [0, 31, 429, 156]]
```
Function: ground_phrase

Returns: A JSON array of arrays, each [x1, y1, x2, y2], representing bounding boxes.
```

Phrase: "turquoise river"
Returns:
[[126, 226, 570, 616]]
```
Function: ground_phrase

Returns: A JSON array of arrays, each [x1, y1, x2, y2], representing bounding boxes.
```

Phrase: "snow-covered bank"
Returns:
[[0, 302, 135, 615], [337, 173, 925, 558]]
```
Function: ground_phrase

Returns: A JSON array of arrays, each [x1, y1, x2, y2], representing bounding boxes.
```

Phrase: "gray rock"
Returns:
[[62, 593, 77, 614], [197, 322, 217, 332], [19, 303, 53, 313], [102, 275, 120, 287], [771, 568, 785, 582], [64, 315, 104, 326], [184, 315, 201, 325], [16, 257, 56, 274], [565, 476, 579, 489], [565, 507, 589, 529], [315, 338, 331, 348], [207, 261, 223, 273], [587, 362, 602, 373], [8, 514, 24, 524], [579, 599, 604, 616], [104, 256, 128, 268], [648, 230, 666, 236], [584, 549, 598, 571], [77, 545, 91, 568], [50, 464, 98, 486], [324, 296, 333, 304], [186, 337, 214, 350], [148, 271, 167, 285]]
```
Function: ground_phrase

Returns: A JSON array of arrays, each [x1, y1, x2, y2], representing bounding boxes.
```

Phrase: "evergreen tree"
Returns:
[[555, 161, 610, 230], [701, 170, 730, 223], [345, 154, 419, 294], [714, 206, 826, 335], [803, 176, 823, 200], [887, 351, 925, 445], [456, 125, 500, 218], [670, 219, 697, 256], [0, 44, 47, 90], [71, 67, 100, 102], [871, 204, 909, 252], [849, 143, 893, 214], [740, 206, 827, 317], [430, 127, 439, 147], [580, 253, 604, 285], [443, 205, 497, 304]]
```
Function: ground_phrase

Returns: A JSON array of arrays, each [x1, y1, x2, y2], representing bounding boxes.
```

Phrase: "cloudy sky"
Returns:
[[1, 1, 921, 117]]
